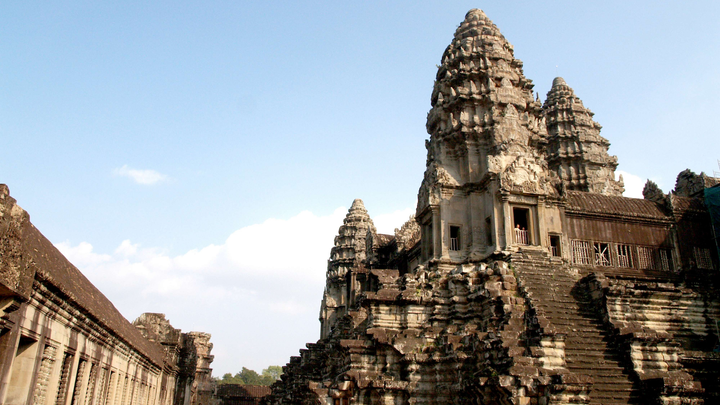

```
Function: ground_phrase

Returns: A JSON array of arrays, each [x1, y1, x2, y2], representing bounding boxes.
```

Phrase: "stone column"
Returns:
[[537, 196, 547, 248], [432, 206, 441, 260], [501, 195, 511, 250]]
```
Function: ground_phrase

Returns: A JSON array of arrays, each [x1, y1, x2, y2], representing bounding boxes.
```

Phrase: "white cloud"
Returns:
[[115, 239, 139, 256], [113, 165, 168, 185], [372, 207, 415, 235], [55, 205, 416, 375], [616, 170, 646, 199], [56, 241, 112, 267]]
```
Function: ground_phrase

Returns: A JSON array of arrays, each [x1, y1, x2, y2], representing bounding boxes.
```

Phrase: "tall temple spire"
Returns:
[[417, 9, 554, 262], [329, 199, 376, 270], [319, 199, 376, 338], [543, 77, 624, 196], [421, 8, 551, 199]]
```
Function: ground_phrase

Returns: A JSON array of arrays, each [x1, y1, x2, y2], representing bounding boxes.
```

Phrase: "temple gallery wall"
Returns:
[[0, 185, 215, 405]]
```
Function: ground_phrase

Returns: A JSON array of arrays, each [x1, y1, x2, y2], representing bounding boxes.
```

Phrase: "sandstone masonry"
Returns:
[[0, 186, 215, 405], [266, 9, 720, 405]]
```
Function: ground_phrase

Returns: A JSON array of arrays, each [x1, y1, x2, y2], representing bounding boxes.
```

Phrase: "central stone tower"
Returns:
[[418, 9, 554, 263]]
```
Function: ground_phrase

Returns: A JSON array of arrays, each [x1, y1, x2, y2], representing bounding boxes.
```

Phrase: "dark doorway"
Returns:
[[513, 207, 531, 245], [549, 235, 561, 256]]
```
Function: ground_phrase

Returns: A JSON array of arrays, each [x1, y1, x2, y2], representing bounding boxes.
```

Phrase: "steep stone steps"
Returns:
[[682, 351, 720, 403], [513, 258, 640, 405]]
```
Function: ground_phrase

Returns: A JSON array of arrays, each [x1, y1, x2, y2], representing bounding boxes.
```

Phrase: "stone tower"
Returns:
[[267, 9, 720, 405], [319, 199, 376, 339], [543, 77, 624, 195], [419, 8, 554, 262]]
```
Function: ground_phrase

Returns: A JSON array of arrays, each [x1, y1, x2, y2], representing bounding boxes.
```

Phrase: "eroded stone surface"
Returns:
[[543, 77, 623, 196], [267, 8, 720, 405], [0, 186, 215, 405]]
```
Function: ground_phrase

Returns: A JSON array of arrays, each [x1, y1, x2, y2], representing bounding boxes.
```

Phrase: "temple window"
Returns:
[[56, 352, 74, 405], [421, 222, 433, 261], [449, 225, 461, 251], [5, 336, 38, 405], [593, 243, 611, 266], [512, 207, 531, 245], [571, 240, 592, 265], [637, 246, 655, 270], [485, 216, 493, 245], [694, 247, 713, 269], [616, 244, 633, 268], [549, 234, 561, 257], [659, 249, 673, 271]]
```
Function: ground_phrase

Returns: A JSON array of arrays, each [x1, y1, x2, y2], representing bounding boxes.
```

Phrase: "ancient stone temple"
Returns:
[[266, 9, 720, 405], [0, 185, 214, 405]]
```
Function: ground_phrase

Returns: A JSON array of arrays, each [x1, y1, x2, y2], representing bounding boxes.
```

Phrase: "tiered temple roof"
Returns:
[[543, 77, 624, 195]]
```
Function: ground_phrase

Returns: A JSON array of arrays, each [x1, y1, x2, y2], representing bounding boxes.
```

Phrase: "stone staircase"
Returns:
[[512, 250, 641, 405], [682, 351, 720, 403]]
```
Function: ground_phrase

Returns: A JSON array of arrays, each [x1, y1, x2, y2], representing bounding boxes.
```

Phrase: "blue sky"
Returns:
[[2, 2, 719, 375]]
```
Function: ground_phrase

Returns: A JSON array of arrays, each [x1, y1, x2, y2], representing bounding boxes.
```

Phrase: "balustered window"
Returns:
[[616, 244, 633, 268], [571, 240, 593, 265], [512, 207, 531, 245], [594, 243, 611, 266], [637, 246, 655, 270], [449, 225, 461, 251], [694, 247, 713, 269]]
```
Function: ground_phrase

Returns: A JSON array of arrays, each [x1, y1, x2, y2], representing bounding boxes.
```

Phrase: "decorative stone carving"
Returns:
[[0, 185, 35, 301], [394, 216, 420, 252], [268, 8, 720, 405], [500, 155, 546, 193], [643, 180, 666, 204], [543, 77, 624, 196], [320, 199, 377, 339], [674, 169, 720, 198]]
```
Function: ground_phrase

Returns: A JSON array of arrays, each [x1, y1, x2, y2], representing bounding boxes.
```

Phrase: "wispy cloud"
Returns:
[[113, 165, 168, 185]]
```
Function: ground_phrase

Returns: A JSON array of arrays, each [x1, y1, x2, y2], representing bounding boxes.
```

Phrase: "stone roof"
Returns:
[[0, 185, 166, 366], [565, 190, 669, 220], [375, 233, 394, 246], [670, 194, 706, 214], [427, 8, 539, 142]]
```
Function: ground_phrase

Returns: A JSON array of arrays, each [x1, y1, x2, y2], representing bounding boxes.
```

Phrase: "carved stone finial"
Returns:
[[133, 313, 182, 345], [0, 188, 34, 300], [465, 8, 488, 21], [348, 199, 367, 217], [642, 180, 665, 204], [552, 77, 567, 88], [394, 216, 420, 252], [673, 169, 719, 198]]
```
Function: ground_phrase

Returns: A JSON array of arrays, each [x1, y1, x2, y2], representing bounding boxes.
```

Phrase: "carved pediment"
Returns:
[[500, 155, 553, 195]]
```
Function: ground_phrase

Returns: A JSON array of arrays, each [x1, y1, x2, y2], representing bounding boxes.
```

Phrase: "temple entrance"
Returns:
[[549, 234, 561, 256], [512, 207, 531, 245]]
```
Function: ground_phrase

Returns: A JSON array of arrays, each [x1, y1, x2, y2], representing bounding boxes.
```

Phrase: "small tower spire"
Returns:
[[543, 77, 624, 196]]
